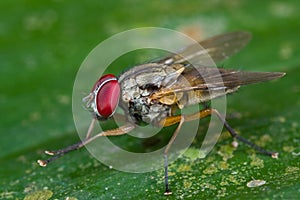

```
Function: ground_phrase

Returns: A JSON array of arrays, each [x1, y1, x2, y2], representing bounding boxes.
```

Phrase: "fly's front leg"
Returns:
[[86, 113, 127, 139], [38, 122, 136, 167], [44, 117, 98, 156], [85, 118, 97, 139], [43, 118, 98, 156]]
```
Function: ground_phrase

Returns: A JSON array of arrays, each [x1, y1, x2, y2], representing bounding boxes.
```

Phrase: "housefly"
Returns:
[[38, 31, 285, 195]]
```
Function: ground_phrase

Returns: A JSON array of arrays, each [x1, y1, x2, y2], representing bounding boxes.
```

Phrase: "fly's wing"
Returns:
[[157, 31, 252, 66], [150, 67, 285, 107], [181, 67, 285, 88], [149, 31, 285, 107]]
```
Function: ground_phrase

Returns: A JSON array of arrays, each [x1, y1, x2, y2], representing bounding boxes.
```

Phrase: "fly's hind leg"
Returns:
[[181, 108, 278, 158], [159, 108, 278, 195]]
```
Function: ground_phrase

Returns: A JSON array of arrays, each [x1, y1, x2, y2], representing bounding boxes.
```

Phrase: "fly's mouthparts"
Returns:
[[82, 93, 94, 108]]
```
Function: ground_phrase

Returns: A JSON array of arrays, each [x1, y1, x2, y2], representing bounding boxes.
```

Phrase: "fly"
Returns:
[[37, 31, 285, 195]]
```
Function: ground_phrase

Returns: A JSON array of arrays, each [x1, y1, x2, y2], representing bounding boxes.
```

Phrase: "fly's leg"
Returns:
[[210, 109, 278, 158], [159, 108, 278, 195], [161, 116, 185, 195], [44, 118, 97, 156], [158, 109, 213, 195], [38, 122, 135, 167], [85, 118, 97, 139], [85, 113, 127, 139], [180, 108, 278, 158]]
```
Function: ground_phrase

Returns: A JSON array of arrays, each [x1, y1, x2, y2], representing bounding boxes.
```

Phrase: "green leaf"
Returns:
[[1, 1, 300, 199]]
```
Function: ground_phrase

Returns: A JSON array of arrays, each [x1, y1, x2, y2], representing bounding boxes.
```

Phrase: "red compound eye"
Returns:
[[92, 74, 120, 118]]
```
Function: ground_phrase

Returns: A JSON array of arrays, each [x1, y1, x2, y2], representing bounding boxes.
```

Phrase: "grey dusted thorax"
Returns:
[[118, 63, 178, 125]]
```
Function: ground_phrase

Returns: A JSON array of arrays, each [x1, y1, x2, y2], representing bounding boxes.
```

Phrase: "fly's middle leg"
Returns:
[[162, 116, 185, 195]]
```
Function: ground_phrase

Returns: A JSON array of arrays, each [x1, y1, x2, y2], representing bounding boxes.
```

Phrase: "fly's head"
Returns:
[[83, 74, 121, 120]]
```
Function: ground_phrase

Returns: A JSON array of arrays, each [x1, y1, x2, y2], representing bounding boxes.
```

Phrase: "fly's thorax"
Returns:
[[118, 63, 185, 103], [117, 63, 182, 125], [119, 85, 171, 125]]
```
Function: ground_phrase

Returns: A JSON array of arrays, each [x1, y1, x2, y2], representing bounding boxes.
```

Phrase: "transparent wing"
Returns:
[[150, 67, 285, 106], [157, 31, 252, 66], [175, 67, 285, 91]]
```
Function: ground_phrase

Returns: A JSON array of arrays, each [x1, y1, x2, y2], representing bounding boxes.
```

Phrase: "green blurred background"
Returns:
[[1, 0, 299, 199]]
